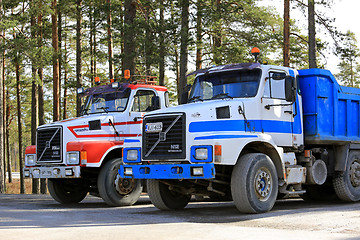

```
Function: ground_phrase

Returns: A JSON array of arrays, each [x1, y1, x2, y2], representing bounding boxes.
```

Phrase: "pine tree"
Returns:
[[335, 31, 360, 87]]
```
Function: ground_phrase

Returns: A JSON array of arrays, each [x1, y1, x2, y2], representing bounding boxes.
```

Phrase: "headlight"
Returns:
[[25, 154, 36, 166], [195, 148, 208, 160], [127, 149, 138, 161], [66, 152, 80, 165]]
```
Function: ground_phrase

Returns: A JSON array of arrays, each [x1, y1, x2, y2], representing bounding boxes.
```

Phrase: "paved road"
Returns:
[[0, 194, 359, 240]]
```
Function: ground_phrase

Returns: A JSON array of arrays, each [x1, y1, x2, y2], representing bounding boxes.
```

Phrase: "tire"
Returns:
[[333, 151, 360, 202], [147, 179, 191, 210], [97, 158, 142, 207], [48, 179, 88, 204], [231, 153, 278, 213]]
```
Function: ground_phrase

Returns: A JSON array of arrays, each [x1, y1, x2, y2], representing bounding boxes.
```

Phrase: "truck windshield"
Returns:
[[188, 69, 262, 102], [81, 88, 131, 115]]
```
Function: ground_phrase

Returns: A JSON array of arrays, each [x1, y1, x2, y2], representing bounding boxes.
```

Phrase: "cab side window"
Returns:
[[132, 90, 156, 112], [263, 72, 286, 100]]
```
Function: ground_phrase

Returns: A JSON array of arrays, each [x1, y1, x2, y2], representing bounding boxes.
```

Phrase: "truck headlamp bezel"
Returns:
[[66, 151, 80, 165], [25, 154, 36, 166], [124, 148, 141, 163], [191, 146, 213, 163]]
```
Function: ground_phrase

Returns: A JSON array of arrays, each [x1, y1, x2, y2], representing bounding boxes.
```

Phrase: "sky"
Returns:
[[259, 0, 360, 74]]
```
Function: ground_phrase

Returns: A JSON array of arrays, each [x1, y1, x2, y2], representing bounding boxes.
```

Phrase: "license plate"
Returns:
[[145, 122, 163, 133]]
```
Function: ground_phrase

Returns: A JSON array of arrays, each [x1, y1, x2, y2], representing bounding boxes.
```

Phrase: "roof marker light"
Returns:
[[124, 69, 130, 80]]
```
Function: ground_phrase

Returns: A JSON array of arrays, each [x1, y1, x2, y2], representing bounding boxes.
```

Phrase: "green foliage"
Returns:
[[335, 30, 360, 87]]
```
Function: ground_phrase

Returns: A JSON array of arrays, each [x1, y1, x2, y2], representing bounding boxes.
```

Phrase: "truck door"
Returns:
[[128, 89, 159, 137], [261, 70, 294, 147]]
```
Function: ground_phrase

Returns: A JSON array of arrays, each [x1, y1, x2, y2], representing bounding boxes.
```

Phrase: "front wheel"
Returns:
[[147, 179, 191, 210], [231, 153, 278, 213], [333, 151, 360, 202], [98, 158, 143, 206], [48, 179, 88, 204]]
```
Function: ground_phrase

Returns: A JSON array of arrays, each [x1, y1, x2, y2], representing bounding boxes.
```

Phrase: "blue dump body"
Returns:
[[298, 68, 360, 144]]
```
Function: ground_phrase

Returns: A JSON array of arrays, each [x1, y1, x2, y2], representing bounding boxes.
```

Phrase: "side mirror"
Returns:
[[285, 76, 296, 102], [151, 96, 160, 110]]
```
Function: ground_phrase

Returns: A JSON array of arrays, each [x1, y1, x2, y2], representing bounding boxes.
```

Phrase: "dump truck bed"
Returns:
[[299, 68, 360, 144]]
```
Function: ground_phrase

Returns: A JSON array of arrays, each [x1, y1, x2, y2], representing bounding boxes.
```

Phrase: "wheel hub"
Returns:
[[350, 161, 360, 187], [115, 174, 136, 195], [254, 168, 272, 201]]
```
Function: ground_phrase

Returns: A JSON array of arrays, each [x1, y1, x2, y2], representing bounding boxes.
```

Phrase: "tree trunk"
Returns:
[[6, 92, 12, 183], [89, 1, 94, 84], [213, 0, 222, 65], [93, 8, 97, 84], [52, 0, 60, 122], [107, 0, 114, 80], [2, 41, 7, 186], [308, 0, 317, 68], [58, 1, 62, 119], [283, 0, 290, 67], [0, 0, 5, 193], [145, 5, 151, 76], [0, 18, 4, 193], [63, 34, 68, 120], [179, 0, 189, 104], [158, 0, 165, 86], [15, 60, 25, 194], [196, 0, 202, 70], [123, 0, 136, 76], [37, 2, 47, 194], [76, 0, 82, 117], [30, 0, 40, 194]]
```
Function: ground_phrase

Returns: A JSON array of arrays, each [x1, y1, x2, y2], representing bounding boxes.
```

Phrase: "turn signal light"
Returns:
[[214, 145, 222, 163]]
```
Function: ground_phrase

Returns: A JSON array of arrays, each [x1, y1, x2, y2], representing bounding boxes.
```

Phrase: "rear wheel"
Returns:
[[231, 153, 278, 213], [333, 151, 360, 202], [48, 179, 88, 204], [98, 158, 142, 206], [147, 179, 191, 210]]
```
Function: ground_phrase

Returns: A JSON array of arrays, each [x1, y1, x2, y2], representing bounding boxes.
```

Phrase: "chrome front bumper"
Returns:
[[23, 166, 81, 178]]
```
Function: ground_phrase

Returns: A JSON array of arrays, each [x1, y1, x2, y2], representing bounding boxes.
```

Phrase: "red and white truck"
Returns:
[[23, 78, 168, 206]]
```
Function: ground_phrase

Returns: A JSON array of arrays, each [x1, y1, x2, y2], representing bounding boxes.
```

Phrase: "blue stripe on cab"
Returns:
[[194, 135, 258, 140], [189, 119, 297, 134], [124, 139, 140, 143]]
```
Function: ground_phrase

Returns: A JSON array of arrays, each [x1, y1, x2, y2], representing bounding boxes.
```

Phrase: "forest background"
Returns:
[[0, 0, 359, 193]]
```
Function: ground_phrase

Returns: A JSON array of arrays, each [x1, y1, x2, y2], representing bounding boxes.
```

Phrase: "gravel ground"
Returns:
[[0, 194, 359, 240]]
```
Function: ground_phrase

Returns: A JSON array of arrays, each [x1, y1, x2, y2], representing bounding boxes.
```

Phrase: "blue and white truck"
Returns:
[[119, 62, 360, 213]]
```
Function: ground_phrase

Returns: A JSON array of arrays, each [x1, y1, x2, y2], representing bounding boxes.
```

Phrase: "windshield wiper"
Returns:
[[97, 107, 109, 113], [188, 96, 203, 102], [109, 119, 120, 137], [211, 93, 233, 100]]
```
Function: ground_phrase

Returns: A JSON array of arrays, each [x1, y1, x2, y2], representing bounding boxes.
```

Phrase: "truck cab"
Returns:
[[24, 80, 168, 206], [120, 63, 306, 212], [121, 61, 360, 213]]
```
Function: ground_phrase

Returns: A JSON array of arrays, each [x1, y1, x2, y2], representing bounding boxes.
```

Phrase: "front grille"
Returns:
[[143, 113, 185, 160], [36, 126, 63, 163]]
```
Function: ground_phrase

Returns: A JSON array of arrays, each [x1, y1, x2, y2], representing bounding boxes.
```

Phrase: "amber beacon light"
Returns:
[[251, 47, 260, 62]]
